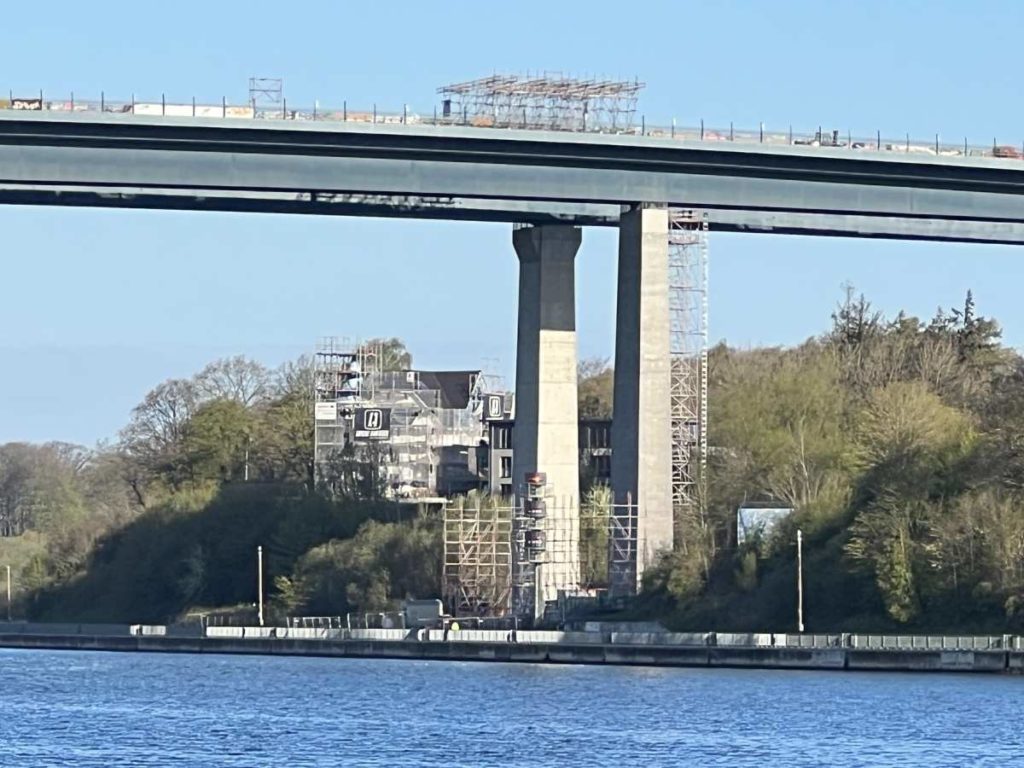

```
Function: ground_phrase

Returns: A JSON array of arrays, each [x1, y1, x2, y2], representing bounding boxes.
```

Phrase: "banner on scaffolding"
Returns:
[[482, 394, 505, 421], [354, 407, 391, 440]]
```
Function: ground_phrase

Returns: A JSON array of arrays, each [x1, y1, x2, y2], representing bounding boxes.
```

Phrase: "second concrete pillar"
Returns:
[[611, 205, 673, 595]]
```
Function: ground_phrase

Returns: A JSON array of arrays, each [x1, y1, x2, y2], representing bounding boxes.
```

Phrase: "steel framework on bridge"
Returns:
[[437, 73, 643, 132]]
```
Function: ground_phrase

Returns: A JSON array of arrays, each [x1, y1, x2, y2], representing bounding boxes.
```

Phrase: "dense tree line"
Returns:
[[1, 341, 438, 622], [6, 298, 1024, 632], [647, 288, 1024, 632]]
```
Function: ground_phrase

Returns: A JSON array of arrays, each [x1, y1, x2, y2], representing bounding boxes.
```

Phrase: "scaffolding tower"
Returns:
[[437, 73, 644, 132], [443, 499, 513, 617], [668, 210, 709, 517], [313, 337, 383, 484], [444, 493, 641, 622], [248, 76, 283, 107]]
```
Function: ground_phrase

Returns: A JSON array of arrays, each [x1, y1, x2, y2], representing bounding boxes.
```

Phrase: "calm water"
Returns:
[[0, 649, 1021, 767]]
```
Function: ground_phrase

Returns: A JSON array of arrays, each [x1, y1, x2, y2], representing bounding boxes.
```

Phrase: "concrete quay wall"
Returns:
[[0, 628, 1022, 674]]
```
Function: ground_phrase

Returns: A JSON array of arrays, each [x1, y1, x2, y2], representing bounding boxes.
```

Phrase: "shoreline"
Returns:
[[2, 631, 1022, 674]]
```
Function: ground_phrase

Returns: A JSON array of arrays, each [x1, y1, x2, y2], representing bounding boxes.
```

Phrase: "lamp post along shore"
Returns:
[[257, 546, 265, 627], [797, 529, 805, 633]]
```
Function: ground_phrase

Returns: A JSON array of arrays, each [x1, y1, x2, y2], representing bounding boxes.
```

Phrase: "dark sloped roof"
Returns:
[[413, 370, 479, 409]]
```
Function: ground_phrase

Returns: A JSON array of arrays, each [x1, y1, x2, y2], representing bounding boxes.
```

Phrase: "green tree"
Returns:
[[291, 515, 441, 615], [180, 399, 255, 483], [361, 338, 412, 371], [578, 358, 614, 419]]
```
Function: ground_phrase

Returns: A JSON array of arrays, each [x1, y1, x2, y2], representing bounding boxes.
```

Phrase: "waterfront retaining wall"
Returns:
[[0, 623, 1022, 674]]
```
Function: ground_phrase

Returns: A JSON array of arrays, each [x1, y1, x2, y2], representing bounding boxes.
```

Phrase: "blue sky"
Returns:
[[3, 0, 1024, 445]]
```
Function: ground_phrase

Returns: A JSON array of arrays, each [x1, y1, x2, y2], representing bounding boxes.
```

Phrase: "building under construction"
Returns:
[[313, 337, 501, 499]]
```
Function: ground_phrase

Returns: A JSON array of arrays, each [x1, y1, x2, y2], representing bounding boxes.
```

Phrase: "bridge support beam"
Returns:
[[611, 204, 673, 595], [512, 224, 582, 608]]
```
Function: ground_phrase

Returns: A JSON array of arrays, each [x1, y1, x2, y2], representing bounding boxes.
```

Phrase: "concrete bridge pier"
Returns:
[[611, 204, 673, 595], [512, 224, 582, 605]]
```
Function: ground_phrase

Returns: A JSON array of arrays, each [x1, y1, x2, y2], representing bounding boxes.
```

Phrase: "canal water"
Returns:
[[0, 649, 1019, 766]]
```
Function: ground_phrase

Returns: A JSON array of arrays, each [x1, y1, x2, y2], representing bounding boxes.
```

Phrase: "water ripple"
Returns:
[[0, 650, 1020, 766]]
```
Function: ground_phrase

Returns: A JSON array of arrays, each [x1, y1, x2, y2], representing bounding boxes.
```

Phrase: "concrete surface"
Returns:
[[512, 224, 583, 606], [611, 205, 673, 595]]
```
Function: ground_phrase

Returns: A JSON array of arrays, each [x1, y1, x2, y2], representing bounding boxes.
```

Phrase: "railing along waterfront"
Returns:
[[4, 91, 1024, 164]]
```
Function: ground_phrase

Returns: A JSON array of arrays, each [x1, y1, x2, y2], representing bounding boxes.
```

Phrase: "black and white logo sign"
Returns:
[[483, 394, 504, 421], [354, 407, 391, 440], [365, 409, 382, 430]]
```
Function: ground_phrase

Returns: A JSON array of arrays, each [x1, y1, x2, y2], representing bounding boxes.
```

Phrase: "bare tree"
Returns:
[[195, 356, 271, 406], [118, 378, 199, 495]]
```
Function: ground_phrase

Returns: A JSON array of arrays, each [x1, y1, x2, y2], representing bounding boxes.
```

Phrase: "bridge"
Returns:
[[3, 111, 1024, 242], [3, 108, 1023, 604]]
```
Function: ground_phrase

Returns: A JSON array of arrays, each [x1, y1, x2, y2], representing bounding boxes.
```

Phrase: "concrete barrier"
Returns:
[[448, 629, 511, 643], [346, 628, 411, 642], [206, 627, 244, 638], [715, 633, 756, 647], [516, 631, 567, 644]]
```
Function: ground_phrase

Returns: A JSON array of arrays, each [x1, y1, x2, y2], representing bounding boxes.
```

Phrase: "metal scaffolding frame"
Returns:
[[313, 337, 381, 482], [606, 494, 640, 597], [313, 337, 488, 497], [248, 76, 283, 106], [668, 210, 709, 517], [437, 73, 644, 132], [443, 499, 513, 617], [443, 495, 640, 621]]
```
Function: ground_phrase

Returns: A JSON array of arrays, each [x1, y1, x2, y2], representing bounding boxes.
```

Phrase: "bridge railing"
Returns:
[[1, 91, 1019, 163]]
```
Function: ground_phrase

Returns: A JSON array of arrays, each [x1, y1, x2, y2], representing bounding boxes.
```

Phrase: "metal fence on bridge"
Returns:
[[3, 90, 1022, 163]]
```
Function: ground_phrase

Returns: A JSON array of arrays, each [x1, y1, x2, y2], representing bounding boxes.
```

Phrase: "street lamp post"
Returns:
[[257, 546, 265, 628], [797, 529, 805, 633], [5, 565, 11, 622]]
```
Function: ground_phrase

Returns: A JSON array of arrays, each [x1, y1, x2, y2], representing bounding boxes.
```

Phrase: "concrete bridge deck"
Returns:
[[2, 111, 1024, 242]]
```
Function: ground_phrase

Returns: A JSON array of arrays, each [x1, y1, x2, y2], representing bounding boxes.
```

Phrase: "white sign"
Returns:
[[484, 394, 504, 421], [315, 402, 338, 421]]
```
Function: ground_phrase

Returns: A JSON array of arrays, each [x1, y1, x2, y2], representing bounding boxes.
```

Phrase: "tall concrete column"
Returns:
[[611, 204, 673, 595], [512, 224, 582, 609]]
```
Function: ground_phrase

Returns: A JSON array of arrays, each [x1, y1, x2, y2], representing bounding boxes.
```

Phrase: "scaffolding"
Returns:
[[443, 499, 513, 617], [313, 337, 381, 480], [443, 494, 641, 622], [313, 337, 488, 497], [668, 210, 709, 518], [248, 76, 283, 107], [437, 73, 644, 133]]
